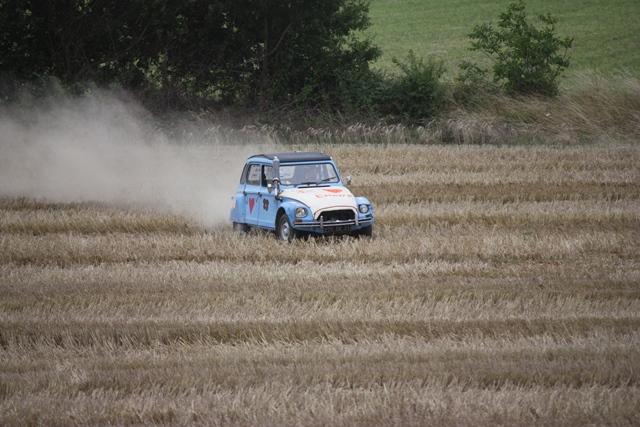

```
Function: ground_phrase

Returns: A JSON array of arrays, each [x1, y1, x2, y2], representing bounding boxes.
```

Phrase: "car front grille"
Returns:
[[318, 209, 355, 222]]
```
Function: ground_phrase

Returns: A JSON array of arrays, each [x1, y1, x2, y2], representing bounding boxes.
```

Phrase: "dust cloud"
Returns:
[[0, 89, 271, 227]]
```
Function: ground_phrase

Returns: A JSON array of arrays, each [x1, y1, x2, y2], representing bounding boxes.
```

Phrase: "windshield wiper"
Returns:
[[297, 180, 334, 187]]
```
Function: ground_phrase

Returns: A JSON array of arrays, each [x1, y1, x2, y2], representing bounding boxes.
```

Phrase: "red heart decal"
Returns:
[[249, 198, 256, 213]]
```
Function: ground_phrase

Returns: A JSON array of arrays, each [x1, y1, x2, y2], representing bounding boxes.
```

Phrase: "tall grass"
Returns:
[[1, 144, 639, 426], [179, 73, 640, 145], [446, 71, 640, 144]]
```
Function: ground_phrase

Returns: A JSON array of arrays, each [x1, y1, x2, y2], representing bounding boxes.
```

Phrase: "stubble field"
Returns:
[[1, 143, 639, 426]]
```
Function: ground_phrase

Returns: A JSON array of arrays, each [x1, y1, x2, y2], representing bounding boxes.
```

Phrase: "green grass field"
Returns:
[[365, 0, 640, 79]]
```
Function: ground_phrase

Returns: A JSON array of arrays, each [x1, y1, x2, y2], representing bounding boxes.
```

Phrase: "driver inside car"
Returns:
[[294, 166, 319, 185]]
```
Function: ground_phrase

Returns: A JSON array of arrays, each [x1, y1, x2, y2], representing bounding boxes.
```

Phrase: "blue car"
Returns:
[[230, 152, 374, 240]]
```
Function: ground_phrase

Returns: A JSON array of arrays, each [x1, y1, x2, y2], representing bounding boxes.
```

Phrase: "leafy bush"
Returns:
[[459, 0, 573, 97], [374, 52, 446, 123]]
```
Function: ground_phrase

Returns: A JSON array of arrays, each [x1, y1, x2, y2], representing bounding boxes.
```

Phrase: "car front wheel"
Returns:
[[277, 214, 296, 242], [352, 224, 373, 238]]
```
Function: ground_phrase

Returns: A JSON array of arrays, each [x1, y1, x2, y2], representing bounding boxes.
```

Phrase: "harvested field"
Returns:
[[1, 143, 639, 426]]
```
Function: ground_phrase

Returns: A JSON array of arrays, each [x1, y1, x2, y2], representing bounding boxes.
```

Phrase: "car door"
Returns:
[[230, 164, 248, 224], [257, 165, 278, 230], [243, 163, 262, 226]]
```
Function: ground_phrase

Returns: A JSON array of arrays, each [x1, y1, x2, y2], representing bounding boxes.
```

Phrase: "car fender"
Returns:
[[356, 196, 374, 212], [355, 196, 372, 207], [229, 193, 247, 223], [277, 198, 309, 222]]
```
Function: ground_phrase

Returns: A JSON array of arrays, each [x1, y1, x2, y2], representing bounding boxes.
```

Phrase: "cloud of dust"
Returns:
[[0, 89, 273, 227]]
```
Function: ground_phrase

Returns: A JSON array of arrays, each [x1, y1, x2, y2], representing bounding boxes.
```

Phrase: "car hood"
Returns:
[[280, 186, 357, 218]]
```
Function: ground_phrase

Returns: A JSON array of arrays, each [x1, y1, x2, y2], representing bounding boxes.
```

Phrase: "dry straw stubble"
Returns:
[[1, 143, 639, 426]]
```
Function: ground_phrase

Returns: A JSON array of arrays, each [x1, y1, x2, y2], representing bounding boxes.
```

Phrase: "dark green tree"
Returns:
[[0, 0, 379, 110], [375, 51, 446, 122], [220, 0, 379, 108], [460, 0, 573, 96], [0, 0, 156, 87]]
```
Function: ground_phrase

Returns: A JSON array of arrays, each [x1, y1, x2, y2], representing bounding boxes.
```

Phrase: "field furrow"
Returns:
[[1, 144, 639, 426]]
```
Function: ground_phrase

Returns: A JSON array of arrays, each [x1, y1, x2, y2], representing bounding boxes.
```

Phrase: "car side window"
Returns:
[[261, 166, 273, 187], [239, 164, 248, 184], [246, 164, 261, 186]]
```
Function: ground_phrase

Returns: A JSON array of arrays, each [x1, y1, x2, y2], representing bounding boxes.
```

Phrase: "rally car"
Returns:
[[230, 152, 374, 240]]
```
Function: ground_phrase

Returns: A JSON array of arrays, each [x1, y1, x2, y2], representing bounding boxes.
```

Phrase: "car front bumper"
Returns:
[[292, 215, 374, 234]]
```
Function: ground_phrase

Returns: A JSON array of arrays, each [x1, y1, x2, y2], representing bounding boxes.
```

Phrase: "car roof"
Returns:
[[249, 152, 333, 163]]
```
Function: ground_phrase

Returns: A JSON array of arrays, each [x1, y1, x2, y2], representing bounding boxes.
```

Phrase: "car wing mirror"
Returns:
[[273, 157, 280, 180], [345, 175, 352, 185], [272, 156, 281, 198]]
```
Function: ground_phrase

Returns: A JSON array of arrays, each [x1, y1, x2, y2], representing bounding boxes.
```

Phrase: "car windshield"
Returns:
[[277, 163, 340, 186]]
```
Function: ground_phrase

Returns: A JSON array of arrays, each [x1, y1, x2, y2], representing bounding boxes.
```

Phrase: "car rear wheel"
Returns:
[[277, 214, 296, 242], [233, 222, 249, 233]]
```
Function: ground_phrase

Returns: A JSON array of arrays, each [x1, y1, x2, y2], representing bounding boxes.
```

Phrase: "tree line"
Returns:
[[0, 0, 380, 110], [1, 0, 571, 120]]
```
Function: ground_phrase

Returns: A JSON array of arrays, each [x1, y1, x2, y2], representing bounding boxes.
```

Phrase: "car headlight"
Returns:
[[295, 207, 307, 218], [359, 204, 369, 214]]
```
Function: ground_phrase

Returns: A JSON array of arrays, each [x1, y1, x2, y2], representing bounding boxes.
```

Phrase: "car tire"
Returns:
[[353, 225, 373, 239], [233, 222, 249, 233], [276, 214, 296, 242]]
